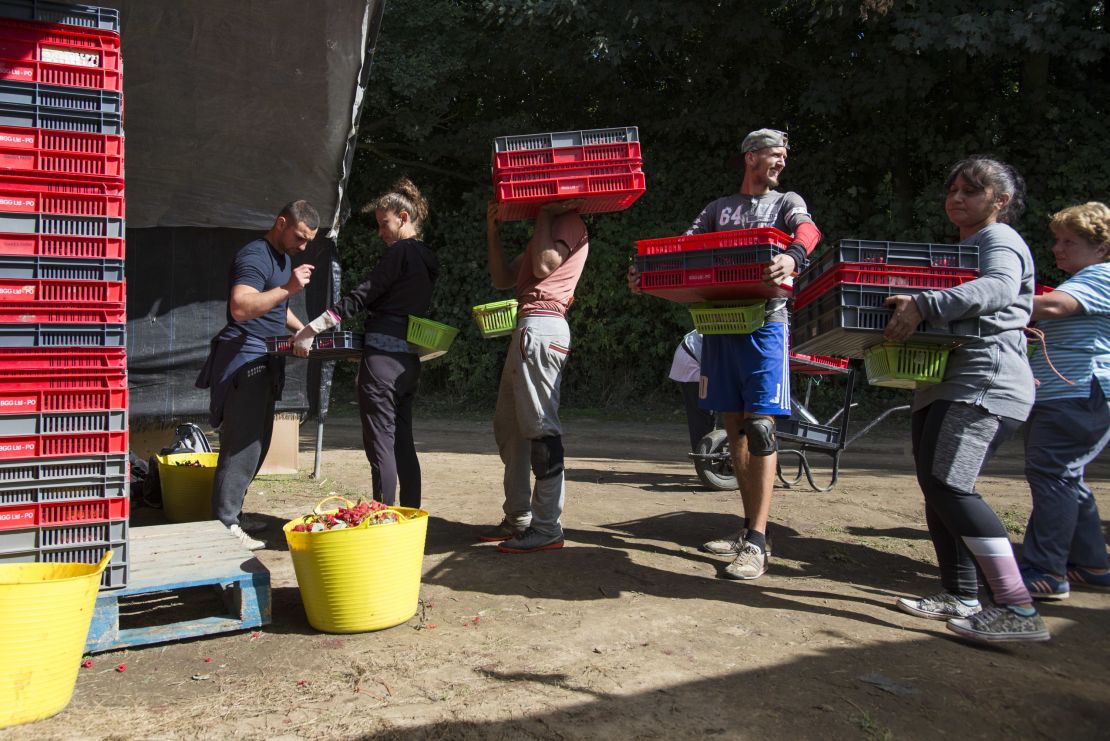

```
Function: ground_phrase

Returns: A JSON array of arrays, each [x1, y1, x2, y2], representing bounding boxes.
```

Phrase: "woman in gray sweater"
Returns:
[[883, 157, 1048, 644]]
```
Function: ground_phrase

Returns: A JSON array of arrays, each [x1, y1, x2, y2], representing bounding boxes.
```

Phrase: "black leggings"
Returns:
[[357, 349, 422, 508], [911, 400, 1029, 605]]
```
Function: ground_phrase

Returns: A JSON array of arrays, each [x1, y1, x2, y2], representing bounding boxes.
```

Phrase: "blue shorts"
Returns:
[[698, 322, 791, 416]]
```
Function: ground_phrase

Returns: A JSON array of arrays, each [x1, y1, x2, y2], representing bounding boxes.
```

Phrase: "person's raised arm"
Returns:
[[229, 264, 314, 322], [487, 201, 521, 289]]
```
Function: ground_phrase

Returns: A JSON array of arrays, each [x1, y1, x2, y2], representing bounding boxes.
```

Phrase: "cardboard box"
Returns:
[[258, 413, 300, 475]]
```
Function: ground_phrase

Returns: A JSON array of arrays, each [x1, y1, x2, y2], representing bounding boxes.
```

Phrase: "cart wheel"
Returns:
[[694, 429, 737, 491]]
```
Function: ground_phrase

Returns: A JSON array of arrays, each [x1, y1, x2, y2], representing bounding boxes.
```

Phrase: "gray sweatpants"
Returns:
[[212, 359, 278, 527], [492, 314, 570, 537]]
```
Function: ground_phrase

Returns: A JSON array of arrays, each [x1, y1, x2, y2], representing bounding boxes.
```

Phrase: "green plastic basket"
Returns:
[[407, 316, 458, 361], [863, 342, 949, 389], [472, 299, 518, 338], [688, 302, 766, 335]]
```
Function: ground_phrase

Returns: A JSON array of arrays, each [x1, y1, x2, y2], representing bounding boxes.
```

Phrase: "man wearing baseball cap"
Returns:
[[689, 127, 822, 580]]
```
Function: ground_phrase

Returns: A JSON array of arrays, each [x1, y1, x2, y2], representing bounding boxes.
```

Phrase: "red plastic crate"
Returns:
[[793, 263, 979, 310], [0, 177, 124, 217], [0, 429, 127, 459], [495, 162, 641, 183], [639, 263, 792, 301], [493, 142, 642, 172], [0, 278, 123, 302], [0, 346, 126, 369], [636, 227, 793, 257], [0, 231, 123, 258], [1034, 284, 1054, 295], [0, 19, 121, 91], [0, 495, 126, 530], [0, 300, 124, 323], [0, 370, 127, 413], [496, 171, 645, 222], [789, 352, 850, 375], [0, 143, 122, 177], [0, 125, 122, 155]]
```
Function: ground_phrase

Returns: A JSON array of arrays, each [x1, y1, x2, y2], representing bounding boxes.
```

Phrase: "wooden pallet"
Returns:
[[85, 521, 271, 653]]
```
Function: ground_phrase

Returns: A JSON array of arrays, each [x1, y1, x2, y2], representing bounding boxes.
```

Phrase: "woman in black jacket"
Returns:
[[293, 178, 438, 508]]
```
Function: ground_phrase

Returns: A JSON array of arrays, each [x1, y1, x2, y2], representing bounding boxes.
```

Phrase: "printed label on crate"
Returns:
[[0, 509, 33, 526], [0, 63, 33, 80], [0, 285, 35, 300], [0, 237, 35, 252], [0, 197, 35, 212], [0, 441, 35, 454], [0, 132, 34, 148], [0, 152, 34, 168], [41, 47, 100, 68], [0, 396, 36, 412]]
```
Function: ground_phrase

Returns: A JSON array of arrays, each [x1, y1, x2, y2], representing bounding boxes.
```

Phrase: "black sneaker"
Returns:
[[497, 527, 564, 554]]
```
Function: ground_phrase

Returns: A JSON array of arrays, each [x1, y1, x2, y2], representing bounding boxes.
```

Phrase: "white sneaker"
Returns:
[[238, 514, 267, 534], [228, 523, 265, 551]]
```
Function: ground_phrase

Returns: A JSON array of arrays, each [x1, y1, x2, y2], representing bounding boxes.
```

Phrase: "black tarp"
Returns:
[[102, 0, 383, 421]]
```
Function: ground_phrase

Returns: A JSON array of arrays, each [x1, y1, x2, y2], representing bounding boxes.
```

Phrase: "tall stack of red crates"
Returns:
[[492, 126, 645, 222], [0, 1, 127, 590]]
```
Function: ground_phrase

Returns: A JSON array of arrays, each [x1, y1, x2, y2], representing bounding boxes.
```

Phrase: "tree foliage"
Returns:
[[338, 0, 1110, 408]]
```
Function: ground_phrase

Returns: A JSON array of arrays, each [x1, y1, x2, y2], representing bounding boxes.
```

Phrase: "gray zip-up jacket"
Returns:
[[911, 222, 1036, 421]]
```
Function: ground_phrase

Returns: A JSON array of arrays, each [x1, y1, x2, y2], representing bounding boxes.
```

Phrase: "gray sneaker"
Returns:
[[497, 527, 564, 554], [947, 606, 1051, 643], [701, 529, 772, 557], [722, 542, 768, 580], [896, 592, 981, 621], [478, 518, 528, 543]]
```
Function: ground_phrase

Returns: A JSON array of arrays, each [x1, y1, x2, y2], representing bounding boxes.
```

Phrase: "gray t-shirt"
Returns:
[[687, 191, 813, 321], [911, 222, 1036, 420]]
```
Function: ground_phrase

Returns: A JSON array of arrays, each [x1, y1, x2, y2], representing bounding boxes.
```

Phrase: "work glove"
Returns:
[[291, 309, 341, 357]]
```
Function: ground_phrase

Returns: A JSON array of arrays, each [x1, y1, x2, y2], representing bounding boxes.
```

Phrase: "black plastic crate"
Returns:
[[0, 0, 120, 32], [777, 419, 841, 449], [266, 331, 363, 359], [0, 80, 122, 116], [802, 240, 979, 287], [0, 323, 125, 347], [634, 244, 785, 274], [0, 212, 124, 238], [0, 453, 127, 486], [0, 255, 124, 280], [494, 126, 639, 152]]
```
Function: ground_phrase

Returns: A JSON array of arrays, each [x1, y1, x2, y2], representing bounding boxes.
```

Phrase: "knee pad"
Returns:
[[530, 435, 564, 480], [743, 416, 776, 457]]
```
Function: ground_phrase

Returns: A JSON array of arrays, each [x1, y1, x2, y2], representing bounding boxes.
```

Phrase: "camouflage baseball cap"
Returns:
[[741, 128, 789, 153]]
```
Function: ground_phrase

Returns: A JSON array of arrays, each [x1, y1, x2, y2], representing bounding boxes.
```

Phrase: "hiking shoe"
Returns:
[[228, 523, 265, 551], [478, 518, 528, 543], [238, 514, 267, 534], [721, 542, 768, 580], [947, 606, 1051, 644], [1022, 569, 1070, 601], [896, 592, 981, 621], [497, 527, 564, 554], [1066, 565, 1110, 590], [701, 529, 772, 557]]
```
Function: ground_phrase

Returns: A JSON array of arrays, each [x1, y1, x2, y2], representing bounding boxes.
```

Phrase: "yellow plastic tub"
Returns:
[[284, 502, 428, 633], [0, 551, 112, 729], [156, 452, 219, 522]]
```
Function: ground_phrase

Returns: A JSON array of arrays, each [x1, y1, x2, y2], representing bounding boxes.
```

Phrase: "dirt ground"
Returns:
[[4, 412, 1110, 741]]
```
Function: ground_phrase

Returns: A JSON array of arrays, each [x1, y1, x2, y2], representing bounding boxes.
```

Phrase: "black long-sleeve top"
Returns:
[[333, 238, 440, 339]]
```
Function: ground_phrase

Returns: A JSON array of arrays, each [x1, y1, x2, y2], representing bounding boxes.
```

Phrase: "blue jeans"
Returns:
[[1021, 381, 1110, 576]]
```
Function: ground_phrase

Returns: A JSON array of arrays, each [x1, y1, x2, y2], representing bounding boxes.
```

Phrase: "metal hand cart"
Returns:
[[689, 354, 909, 492]]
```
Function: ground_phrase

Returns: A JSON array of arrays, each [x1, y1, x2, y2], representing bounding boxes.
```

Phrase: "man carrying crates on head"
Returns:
[[480, 199, 589, 554]]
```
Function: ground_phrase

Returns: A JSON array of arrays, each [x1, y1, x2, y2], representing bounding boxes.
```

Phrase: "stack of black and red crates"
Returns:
[[0, 1, 127, 590], [492, 126, 645, 222], [791, 239, 982, 358]]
